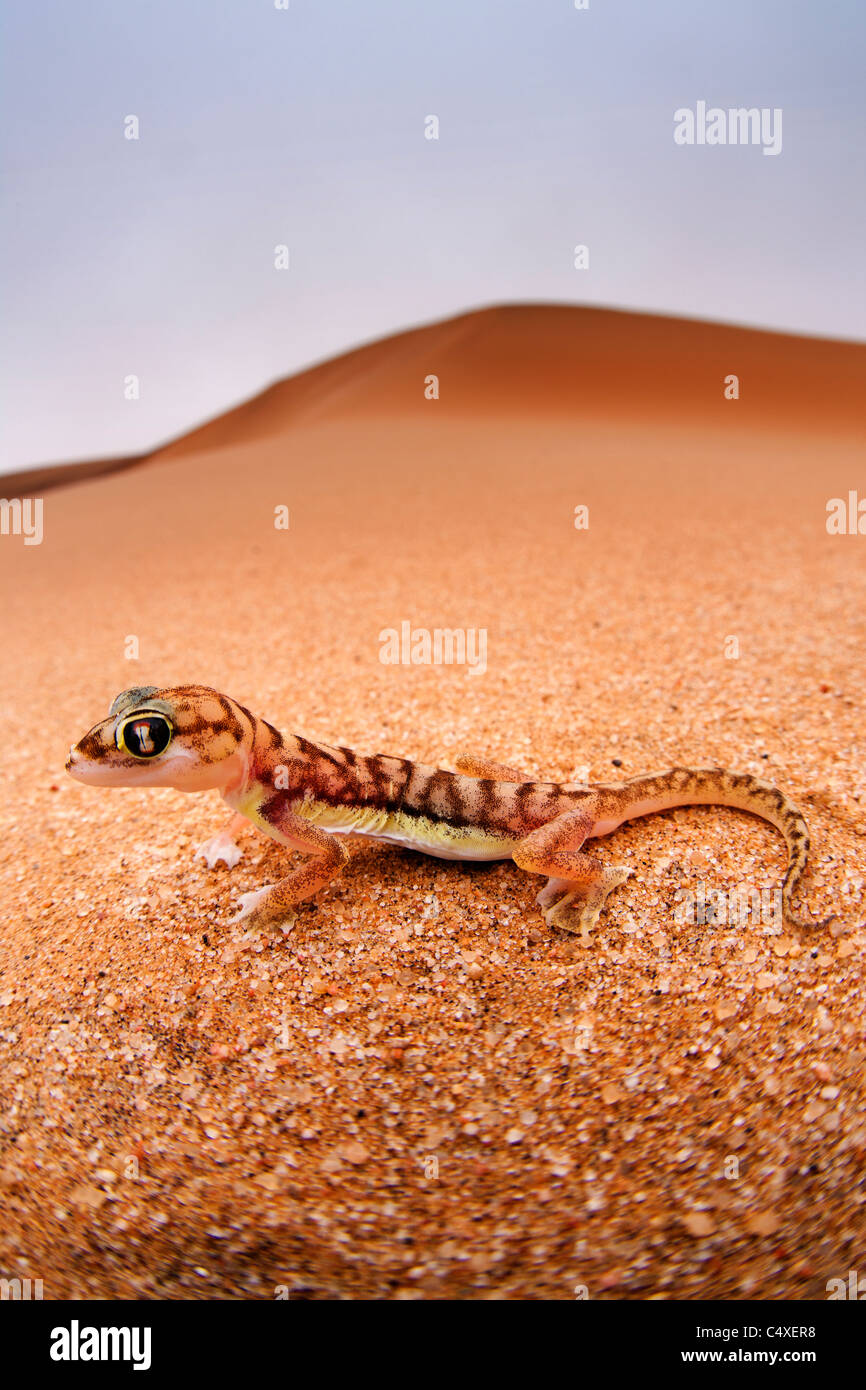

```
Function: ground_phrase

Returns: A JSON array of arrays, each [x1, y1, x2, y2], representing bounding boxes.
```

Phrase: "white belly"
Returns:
[[297, 798, 515, 862], [369, 823, 512, 861]]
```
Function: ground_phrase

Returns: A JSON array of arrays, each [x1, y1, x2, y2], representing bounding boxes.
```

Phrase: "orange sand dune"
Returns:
[[152, 304, 866, 459], [0, 304, 864, 1300], [4, 304, 863, 496]]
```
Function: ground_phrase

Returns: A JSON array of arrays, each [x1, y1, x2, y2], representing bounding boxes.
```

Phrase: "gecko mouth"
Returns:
[[65, 746, 98, 777], [65, 742, 204, 789], [65, 749, 126, 785]]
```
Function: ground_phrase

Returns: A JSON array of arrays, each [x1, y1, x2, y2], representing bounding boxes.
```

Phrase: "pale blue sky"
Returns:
[[2, 0, 864, 470]]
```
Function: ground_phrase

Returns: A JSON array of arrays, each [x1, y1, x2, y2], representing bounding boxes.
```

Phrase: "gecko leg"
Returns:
[[512, 807, 633, 934], [454, 754, 529, 781], [228, 804, 349, 931], [196, 812, 248, 869]]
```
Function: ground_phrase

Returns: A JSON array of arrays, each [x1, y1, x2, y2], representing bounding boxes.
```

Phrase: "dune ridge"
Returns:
[[4, 304, 863, 496]]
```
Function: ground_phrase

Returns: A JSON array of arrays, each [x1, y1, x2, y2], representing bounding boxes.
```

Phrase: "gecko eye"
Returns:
[[116, 713, 173, 760]]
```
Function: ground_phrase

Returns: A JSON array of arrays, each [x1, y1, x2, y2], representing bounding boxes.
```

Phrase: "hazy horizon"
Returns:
[[3, 0, 864, 472]]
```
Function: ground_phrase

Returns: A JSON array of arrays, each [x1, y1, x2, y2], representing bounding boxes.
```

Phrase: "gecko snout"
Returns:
[[65, 743, 95, 774]]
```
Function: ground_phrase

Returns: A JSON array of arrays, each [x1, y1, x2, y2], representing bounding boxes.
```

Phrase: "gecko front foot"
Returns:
[[196, 813, 248, 869], [228, 886, 297, 932], [197, 832, 244, 869]]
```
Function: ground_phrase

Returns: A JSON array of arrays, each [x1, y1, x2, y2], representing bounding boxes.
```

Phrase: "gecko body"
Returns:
[[66, 685, 831, 934]]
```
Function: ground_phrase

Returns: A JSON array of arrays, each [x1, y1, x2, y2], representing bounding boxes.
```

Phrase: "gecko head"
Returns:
[[65, 685, 251, 793]]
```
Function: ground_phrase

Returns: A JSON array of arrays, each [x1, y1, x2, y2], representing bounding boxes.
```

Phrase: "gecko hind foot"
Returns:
[[536, 876, 573, 910], [540, 866, 634, 934], [455, 754, 529, 782]]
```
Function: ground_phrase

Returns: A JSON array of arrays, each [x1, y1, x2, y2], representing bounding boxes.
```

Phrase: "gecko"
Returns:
[[65, 685, 833, 935]]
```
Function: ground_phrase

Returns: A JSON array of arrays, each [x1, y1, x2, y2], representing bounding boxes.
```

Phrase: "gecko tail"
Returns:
[[603, 767, 835, 930], [777, 806, 833, 930]]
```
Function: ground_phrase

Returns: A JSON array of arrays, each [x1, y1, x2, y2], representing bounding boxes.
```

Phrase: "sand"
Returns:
[[0, 304, 864, 1299]]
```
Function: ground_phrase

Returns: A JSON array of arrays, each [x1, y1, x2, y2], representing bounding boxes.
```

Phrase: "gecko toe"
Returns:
[[227, 887, 273, 925], [227, 887, 297, 933]]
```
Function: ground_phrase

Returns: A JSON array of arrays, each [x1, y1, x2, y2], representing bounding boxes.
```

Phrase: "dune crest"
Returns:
[[5, 304, 863, 495]]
